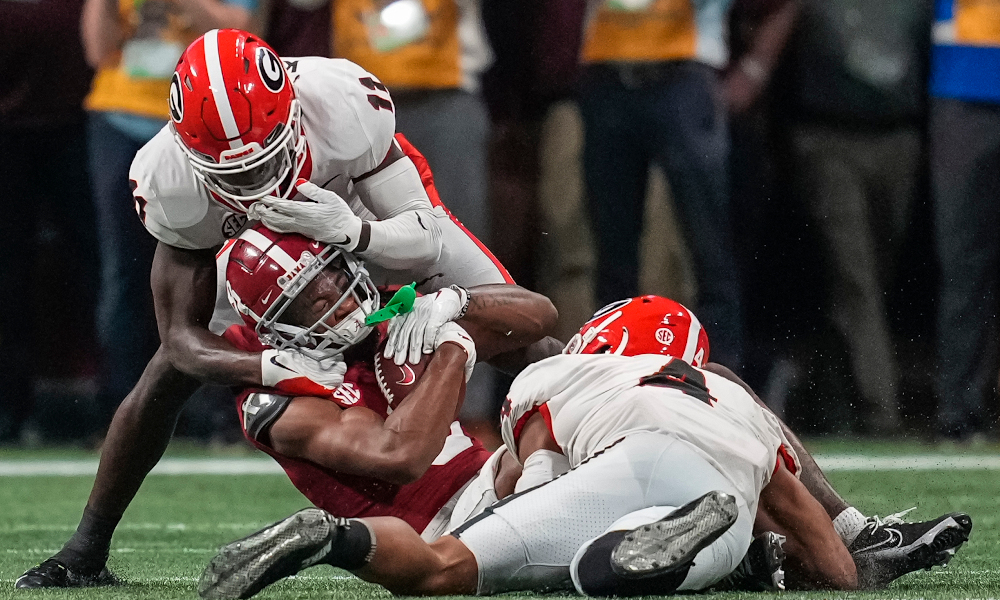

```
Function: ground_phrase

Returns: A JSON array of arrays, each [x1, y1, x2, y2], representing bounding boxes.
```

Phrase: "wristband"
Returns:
[[450, 285, 471, 319]]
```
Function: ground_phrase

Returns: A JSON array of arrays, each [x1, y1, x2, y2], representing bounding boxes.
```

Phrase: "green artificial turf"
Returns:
[[0, 443, 997, 600]]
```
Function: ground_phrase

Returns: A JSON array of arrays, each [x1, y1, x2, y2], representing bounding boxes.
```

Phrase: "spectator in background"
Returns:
[[0, 0, 98, 443], [80, 0, 258, 425], [931, 0, 1000, 442], [331, 0, 493, 240], [781, 0, 930, 435], [576, 0, 745, 370]]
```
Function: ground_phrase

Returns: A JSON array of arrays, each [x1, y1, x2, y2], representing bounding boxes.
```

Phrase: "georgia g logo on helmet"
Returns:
[[168, 72, 184, 123], [256, 46, 285, 93]]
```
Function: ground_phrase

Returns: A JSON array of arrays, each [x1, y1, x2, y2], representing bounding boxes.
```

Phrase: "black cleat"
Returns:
[[199, 508, 353, 600], [713, 531, 786, 592], [850, 509, 973, 589], [611, 490, 739, 578], [15, 558, 119, 589]]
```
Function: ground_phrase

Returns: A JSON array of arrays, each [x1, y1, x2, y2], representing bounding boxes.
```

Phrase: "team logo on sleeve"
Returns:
[[168, 73, 184, 123], [256, 47, 286, 93]]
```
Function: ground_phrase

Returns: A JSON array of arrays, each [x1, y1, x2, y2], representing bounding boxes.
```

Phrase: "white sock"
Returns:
[[832, 507, 868, 547]]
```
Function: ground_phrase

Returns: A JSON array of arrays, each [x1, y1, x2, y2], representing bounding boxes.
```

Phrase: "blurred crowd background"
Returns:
[[1, 0, 998, 448]]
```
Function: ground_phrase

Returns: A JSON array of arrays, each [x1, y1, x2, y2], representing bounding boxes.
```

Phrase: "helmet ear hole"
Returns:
[[594, 344, 613, 355]]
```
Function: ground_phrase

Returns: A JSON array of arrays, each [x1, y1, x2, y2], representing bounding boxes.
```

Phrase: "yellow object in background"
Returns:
[[954, 0, 1000, 46], [85, 0, 200, 119], [333, 0, 461, 90], [582, 0, 697, 64]]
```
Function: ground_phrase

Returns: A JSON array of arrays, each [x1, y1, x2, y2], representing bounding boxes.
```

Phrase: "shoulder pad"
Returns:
[[241, 392, 292, 443]]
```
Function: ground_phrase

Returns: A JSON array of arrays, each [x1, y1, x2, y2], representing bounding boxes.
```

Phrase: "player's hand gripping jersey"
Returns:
[[130, 54, 510, 290], [501, 353, 795, 515]]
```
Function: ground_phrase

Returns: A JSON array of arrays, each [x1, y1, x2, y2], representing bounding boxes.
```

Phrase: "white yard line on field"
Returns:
[[1, 454, 1000, 476], [0, 458, 284, 476]]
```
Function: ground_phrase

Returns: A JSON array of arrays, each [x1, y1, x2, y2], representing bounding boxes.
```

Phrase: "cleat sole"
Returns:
[[198, 508, 335, 600], [611, 491, 738, 578]]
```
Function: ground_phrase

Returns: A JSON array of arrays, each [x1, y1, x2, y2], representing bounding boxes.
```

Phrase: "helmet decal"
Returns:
[[172, 29, 305, 211], [568, 295, 710, 365], [655, 327, 674, 346], [168, 73, 184, 123], [256, 46, 286, 93]]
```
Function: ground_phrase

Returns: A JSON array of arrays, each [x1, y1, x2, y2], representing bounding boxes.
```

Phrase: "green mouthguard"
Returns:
[[364, 282, 417, 325]]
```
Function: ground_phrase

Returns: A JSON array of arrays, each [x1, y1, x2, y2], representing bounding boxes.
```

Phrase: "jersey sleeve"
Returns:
[[129, 127, 233, 250], [292, 58, 396, 179]]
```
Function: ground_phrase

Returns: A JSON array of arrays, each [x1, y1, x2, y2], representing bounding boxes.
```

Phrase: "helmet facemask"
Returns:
[[255, 245, 378, 361], [175, 99, 307, 213]]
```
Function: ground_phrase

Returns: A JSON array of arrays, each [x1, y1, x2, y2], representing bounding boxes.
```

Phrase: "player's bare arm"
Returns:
[[755, 462, 858, 590], [456, 284, 557, 361], [702, 362, 851, 518], [151, 242, 265, 385], [269, 344, 469, 485]]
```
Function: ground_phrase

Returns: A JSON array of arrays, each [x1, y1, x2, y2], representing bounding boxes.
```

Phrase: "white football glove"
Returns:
[[384, 286, 468, 365], [248, 180, 363, 250], [260, 348, 347, 397], [435, 321, 477, 382]]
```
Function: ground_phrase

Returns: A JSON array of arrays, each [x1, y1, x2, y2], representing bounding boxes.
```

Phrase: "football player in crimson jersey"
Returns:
[[216, 223, 556, 540], [196, 297, 972, 600], [17, 29, 561, 589]]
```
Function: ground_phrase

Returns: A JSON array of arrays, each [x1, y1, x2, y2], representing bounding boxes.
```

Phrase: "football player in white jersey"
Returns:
[[196, 296, 972, 599], [16, 28, 559, 589]]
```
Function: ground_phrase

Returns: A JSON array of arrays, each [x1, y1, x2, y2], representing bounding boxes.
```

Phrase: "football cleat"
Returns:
[[850, 509, 973, 589], [199, 508, 350, 600], [611, 490, 739, 578], [15, 558, 119, 589], [713, 531, 786, 592]]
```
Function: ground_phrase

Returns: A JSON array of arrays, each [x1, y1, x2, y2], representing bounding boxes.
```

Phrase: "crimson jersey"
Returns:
[[224, 324, 490, 534]]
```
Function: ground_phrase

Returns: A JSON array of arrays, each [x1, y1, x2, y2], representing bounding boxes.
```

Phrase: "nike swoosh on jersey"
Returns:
[[331, 235, 352, 246]]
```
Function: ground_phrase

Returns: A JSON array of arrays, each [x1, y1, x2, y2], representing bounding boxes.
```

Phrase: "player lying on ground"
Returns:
[[198, 297, 971, 598], [217, 223, 557, 538], [16, 29, 561, 589], [560, 299, 973, 589], [197, 298, 969, 599]]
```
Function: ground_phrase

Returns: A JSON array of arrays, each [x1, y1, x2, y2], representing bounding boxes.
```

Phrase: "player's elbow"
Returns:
[[510, 292, 558, 345], [160, 328, 212, 379], [527, 294, 559, 339], [374, 455, 430, 485], [369, 438, 437, 485]]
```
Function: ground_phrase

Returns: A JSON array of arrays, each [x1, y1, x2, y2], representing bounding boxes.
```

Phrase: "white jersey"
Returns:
[[501, 354, 789, 511], [132, 56, 511, 333], [129, 57, 397, 251]]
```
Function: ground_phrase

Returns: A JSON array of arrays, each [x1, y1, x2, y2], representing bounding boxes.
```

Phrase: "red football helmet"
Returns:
[[169, 29, 307, 213], [563, 296, 710, 366], [225, 224, 379, 359]]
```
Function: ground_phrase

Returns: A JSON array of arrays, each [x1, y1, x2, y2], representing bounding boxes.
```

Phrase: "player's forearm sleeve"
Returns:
[[359, 209, 443, 270], [354, 155, 432, 218]]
